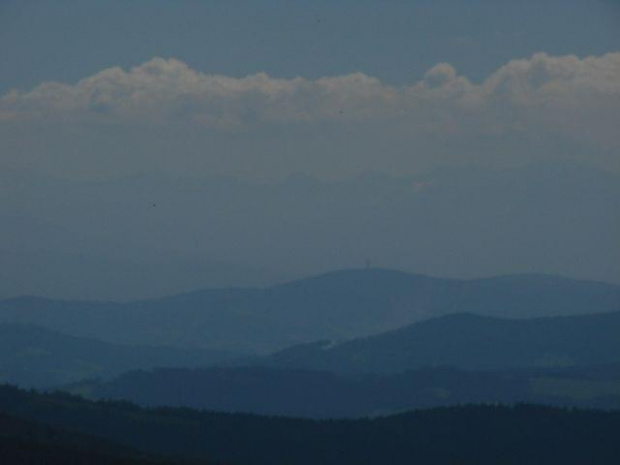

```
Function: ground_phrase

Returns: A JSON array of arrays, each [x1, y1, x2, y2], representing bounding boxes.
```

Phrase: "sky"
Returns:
[[0, 0, 619, 298]]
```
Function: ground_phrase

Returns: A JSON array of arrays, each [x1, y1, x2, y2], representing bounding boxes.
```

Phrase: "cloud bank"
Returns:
[[1, 53, 619, 145]]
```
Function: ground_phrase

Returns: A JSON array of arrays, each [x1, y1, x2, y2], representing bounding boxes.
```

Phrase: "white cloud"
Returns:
[[1, 52, 619, 148]]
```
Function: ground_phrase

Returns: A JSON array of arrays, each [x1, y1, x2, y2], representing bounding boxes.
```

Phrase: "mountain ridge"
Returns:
[[1, 269, 618, 353], [68, 363, 620, 418], [5, 268, 618, 304], [262, 310, 620, 374], [0, 323, 240, 388]]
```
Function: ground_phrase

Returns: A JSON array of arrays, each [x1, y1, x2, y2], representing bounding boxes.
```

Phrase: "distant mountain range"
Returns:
[[1, 269, 619, 353], [63, 310, 620, 418], [0, 324, 241, 388], [2, 308, 615, 419]]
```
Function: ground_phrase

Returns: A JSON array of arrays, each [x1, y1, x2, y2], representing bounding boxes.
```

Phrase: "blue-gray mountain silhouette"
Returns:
[[0, 269, 618, 353]]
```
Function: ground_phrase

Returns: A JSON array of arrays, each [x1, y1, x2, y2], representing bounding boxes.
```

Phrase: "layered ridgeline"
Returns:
[[1, 269, 619, 353], [0, 324, 241, 388], [263, 311, 620, 373], [69, 364, 620, 418], [0, 385, 619, 465], [67, 311, 620, 418]]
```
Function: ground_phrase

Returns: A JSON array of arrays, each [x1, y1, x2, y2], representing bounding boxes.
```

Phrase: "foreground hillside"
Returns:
[[264, 311, 620, 373], [0, 269, 618, 353], [0, 411, 202, 465], [69, 365, 620, 418], [0, 385, 618, 465]]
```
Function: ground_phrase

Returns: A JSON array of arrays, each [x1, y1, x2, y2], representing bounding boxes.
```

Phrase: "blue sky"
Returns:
[[1, 0, 619, 93]]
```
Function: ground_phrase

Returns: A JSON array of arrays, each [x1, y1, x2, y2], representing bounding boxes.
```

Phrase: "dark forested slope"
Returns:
[[0, 385, 619, 465], [0, 410, 209, 465]]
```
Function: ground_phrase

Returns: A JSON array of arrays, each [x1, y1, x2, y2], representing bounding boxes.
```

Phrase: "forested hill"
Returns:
[[1, 269, 619, 353], [70, 364, 620, 418], [0, 385, 619, 465], [264, 310, 620, 373], [0, 410, 209, 465]]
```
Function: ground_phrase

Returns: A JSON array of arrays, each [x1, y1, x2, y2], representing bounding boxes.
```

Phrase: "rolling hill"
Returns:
[[67, 364, 620, 418], [263, 311, 620, 373]]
